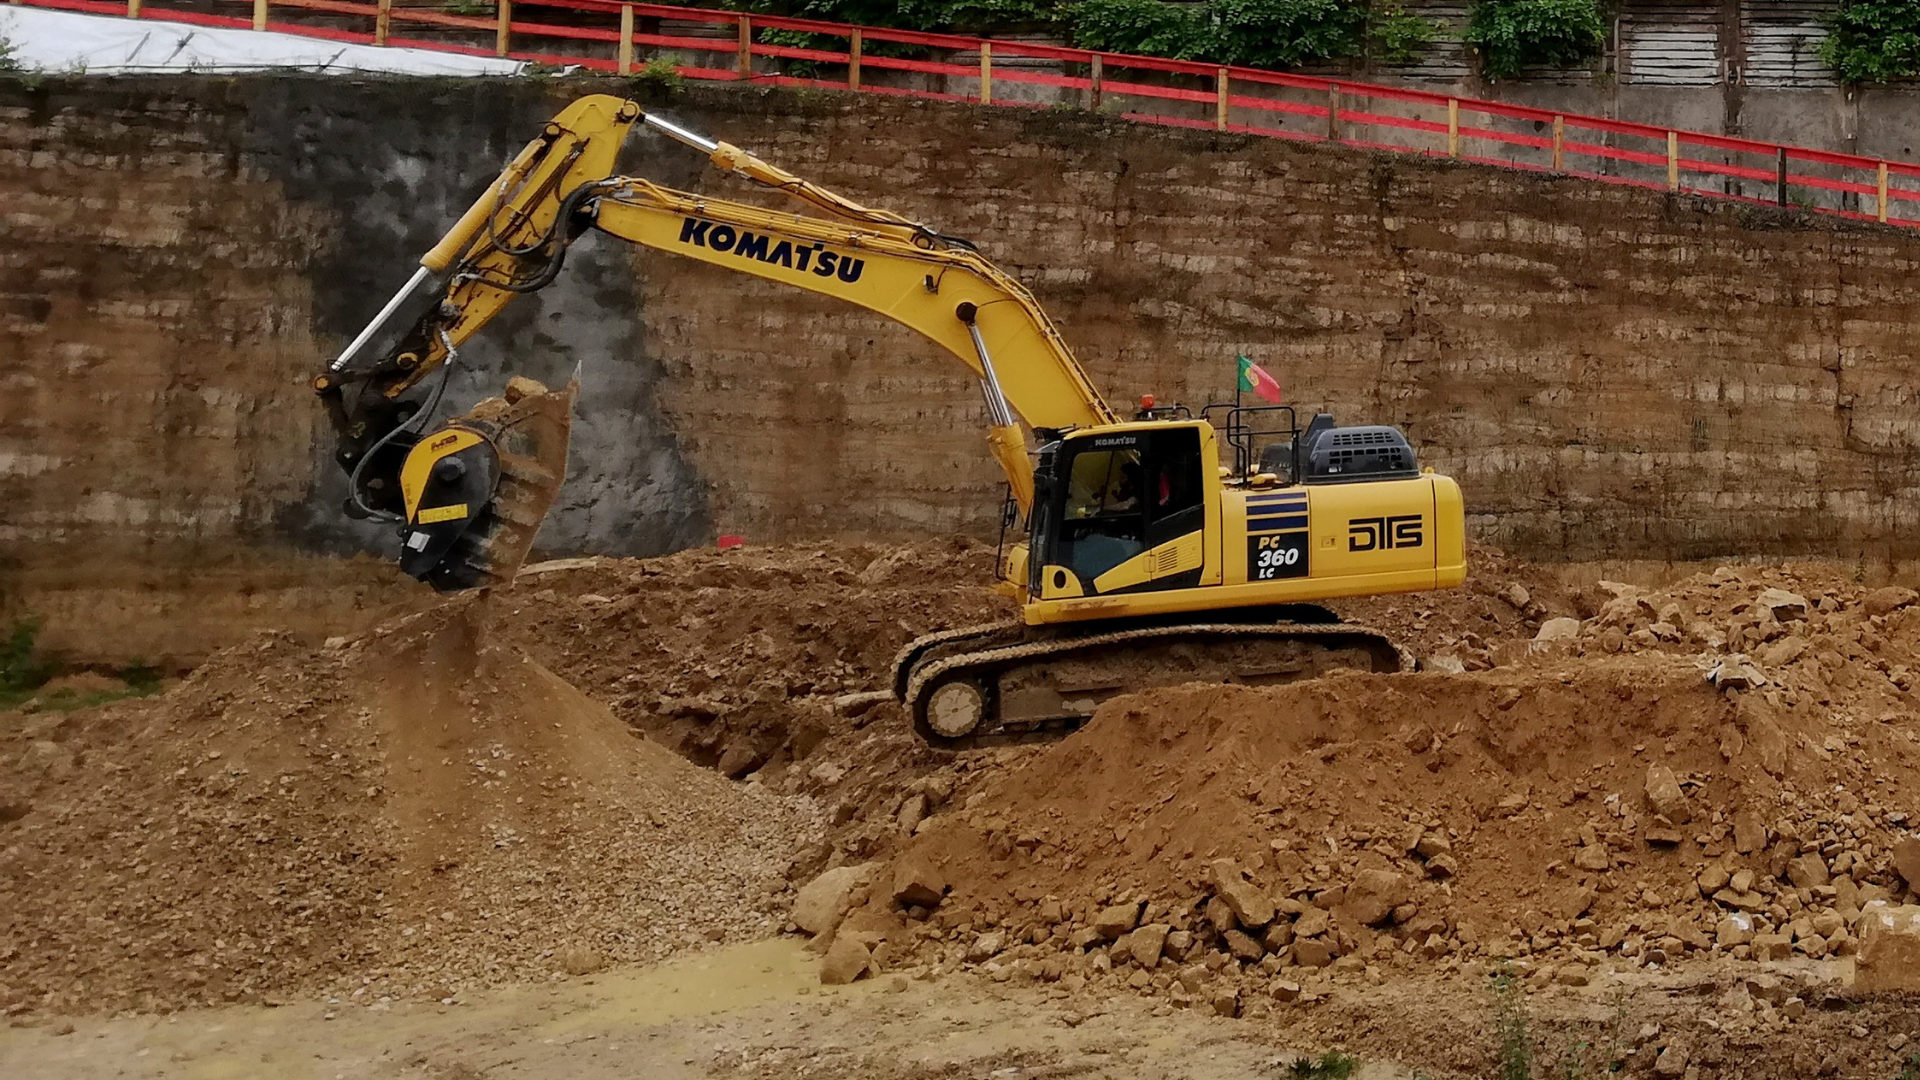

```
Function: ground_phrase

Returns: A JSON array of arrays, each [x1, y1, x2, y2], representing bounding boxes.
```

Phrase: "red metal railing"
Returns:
[[16, 0, 1920, 227]]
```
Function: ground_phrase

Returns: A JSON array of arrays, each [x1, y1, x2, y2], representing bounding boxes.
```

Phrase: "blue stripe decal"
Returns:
[[1247, 514, 1309, 530], [1246, 494, 1307, 503]]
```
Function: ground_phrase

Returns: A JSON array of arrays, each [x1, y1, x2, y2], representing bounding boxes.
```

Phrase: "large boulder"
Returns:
[[1093, 900, 1143, 940], [792, 863, 877, 937], [1208, 860, 1274, 929], [889, 854, 947, 910], [1644, 764, 1692, 825], [819, 934, 871, 985], [1855, 904, 1920, 992], [1344, 870, 1413, 926], [1865, 587, 1919, 616]]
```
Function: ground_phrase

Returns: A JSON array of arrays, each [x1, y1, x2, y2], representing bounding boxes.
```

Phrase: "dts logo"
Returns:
[[1348, 515, 1423, 551]]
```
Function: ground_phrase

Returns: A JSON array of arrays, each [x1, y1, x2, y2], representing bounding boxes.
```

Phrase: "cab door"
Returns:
[[1140, 427, 1205, 589]]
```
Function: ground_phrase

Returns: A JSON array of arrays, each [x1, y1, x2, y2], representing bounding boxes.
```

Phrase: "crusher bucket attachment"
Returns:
[[395, 376, 577, 593]]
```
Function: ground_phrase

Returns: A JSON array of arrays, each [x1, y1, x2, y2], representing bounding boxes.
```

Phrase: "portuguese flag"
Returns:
[[1237, 354, 1282, 404]]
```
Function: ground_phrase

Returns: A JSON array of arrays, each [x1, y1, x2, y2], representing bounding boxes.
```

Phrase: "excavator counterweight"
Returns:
[[319, 95, 1468, 745]]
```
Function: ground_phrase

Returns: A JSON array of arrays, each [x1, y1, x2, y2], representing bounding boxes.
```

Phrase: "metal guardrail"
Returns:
[[14, 0, 1920, 227]]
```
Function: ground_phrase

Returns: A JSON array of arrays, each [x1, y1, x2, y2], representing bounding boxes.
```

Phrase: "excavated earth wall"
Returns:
[[7, 76, 1920, 659]]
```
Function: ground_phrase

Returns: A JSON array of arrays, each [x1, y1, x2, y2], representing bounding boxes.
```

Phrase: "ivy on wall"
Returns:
[[1462, 0, 1608, 81], [715, 0, 1443, 72], [1820, 0, 1920, 83], [1067, 0, 1441, 69]]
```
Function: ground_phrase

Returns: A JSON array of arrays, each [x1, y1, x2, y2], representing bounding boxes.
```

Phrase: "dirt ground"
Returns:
[[10, 539, 1920, 1078]]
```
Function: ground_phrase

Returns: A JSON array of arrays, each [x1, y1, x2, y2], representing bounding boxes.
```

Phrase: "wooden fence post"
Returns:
[[1667, 131, 1680, 191], [1777, 147, 1788, 206], [848, 29, 861, 90], [127, 0, 141, 18], [1879, 161, 1890, 223], [1326, 83, 1340, 142], [375, 0, 389, 45], [253, 0, 267, 31], [617, 3, 633, 75], [1447, 98, 1459, 157], [737, 15, 752, 80], [1089, 54, 1102, 110], [495, 0, 511, 57], [1552, 115, 1564, 171], [980, 42, 992, 105], [1216, 68, 1228, 131]]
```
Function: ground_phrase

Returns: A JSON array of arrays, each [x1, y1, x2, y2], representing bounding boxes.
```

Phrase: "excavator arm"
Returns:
[[316, 94, 1115, 591]]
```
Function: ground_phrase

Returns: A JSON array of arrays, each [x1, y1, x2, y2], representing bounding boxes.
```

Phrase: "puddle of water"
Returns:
[[533, 937, 858, 1035]]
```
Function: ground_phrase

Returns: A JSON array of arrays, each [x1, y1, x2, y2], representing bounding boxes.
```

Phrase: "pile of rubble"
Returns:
[[0, 600, 820, 1014], [779, 568, 1920, 1026]]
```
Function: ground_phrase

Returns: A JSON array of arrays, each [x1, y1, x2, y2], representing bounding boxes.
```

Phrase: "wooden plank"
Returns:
[[375, 0, 388, 44], [848, 28, 860, 90], [253, 0, 266, 30], [1327, 83, 1340, 142], [980, 41, 991, 104], [127, 0, 140, 16], [1668, 131, 1680, 191], [1216, 67, 1227, 131], [1447, 98, 1458, 157], [1090, 53, 1101, 109], [617, 2, 632, 74], [496, 0, 510, 57], [737, 13, 750, 79], [1880, 161, 1890, 223], [1553, 115, 1564, 170]]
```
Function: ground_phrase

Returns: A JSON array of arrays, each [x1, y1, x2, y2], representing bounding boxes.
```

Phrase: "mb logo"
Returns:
[[1348, 515, 1424, 551]]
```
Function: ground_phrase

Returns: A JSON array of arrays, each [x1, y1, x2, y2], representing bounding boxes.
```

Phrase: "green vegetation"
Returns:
[[1068, 0, 1430, 69], [1820, 0, 1920, 83], [1463, 0, 1608, 80], [1066, 0, 1206, 60], [1370, 1, 1443, 64], [1897, 1051, 1920, 1080], [0, 32, 21, 74], [1286, 1050, 1359, 1079], [0, 616, 163, 712], [634, 54, 688, 89], [444, 0, 496, 17], [706, 0, 1445, 73], [1490, 965, 1533, 1080]]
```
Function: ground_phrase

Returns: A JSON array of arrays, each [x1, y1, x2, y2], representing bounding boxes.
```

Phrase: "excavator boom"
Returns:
[[316, 95, 1118, 590]]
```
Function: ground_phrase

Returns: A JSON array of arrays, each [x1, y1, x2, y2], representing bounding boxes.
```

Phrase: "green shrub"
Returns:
[[1820, 0, 1920, 83], [1464, 0, 1608, 80], [1370, 1, 1443, 64], [1067, 0, 1207, 58], [0, 617, 51, 696], [1287, 1050, 1360, 1079], [1490, 965, 1533, 1080], [634, 53, 687, 88], [0, 34, 21, 74], [1210, 0, 1370, 68]]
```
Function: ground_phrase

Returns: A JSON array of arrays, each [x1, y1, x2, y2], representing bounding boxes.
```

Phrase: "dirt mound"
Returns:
[[0, 600, 818, 1014], [847, 565, 1920, 1011]]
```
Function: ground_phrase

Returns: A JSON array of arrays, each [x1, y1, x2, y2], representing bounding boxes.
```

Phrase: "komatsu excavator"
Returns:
[[315, 94, 1467, 749]]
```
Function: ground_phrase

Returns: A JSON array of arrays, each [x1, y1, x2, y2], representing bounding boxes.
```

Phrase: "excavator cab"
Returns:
[[1027, 422, 1211, 603]]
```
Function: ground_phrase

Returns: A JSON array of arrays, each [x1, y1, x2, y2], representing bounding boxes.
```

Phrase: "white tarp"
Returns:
[[0, 6, 527, 75]]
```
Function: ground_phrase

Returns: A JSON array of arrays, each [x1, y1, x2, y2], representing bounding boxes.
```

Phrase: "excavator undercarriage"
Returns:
[[892, 611, 1406, 749]]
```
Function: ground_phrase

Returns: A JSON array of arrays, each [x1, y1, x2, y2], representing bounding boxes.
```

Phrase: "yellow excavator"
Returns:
[[314, 94, 1467, 748]]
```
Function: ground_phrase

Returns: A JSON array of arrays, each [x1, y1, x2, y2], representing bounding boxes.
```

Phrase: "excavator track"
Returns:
[[899, 621, 1408, 750]]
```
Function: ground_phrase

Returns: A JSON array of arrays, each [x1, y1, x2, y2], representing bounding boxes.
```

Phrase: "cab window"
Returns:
[[1059, 447, 1145, 582]]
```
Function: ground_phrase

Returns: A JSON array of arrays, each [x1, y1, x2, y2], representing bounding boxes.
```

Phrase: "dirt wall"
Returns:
[[7, 76, 1920, 659]]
